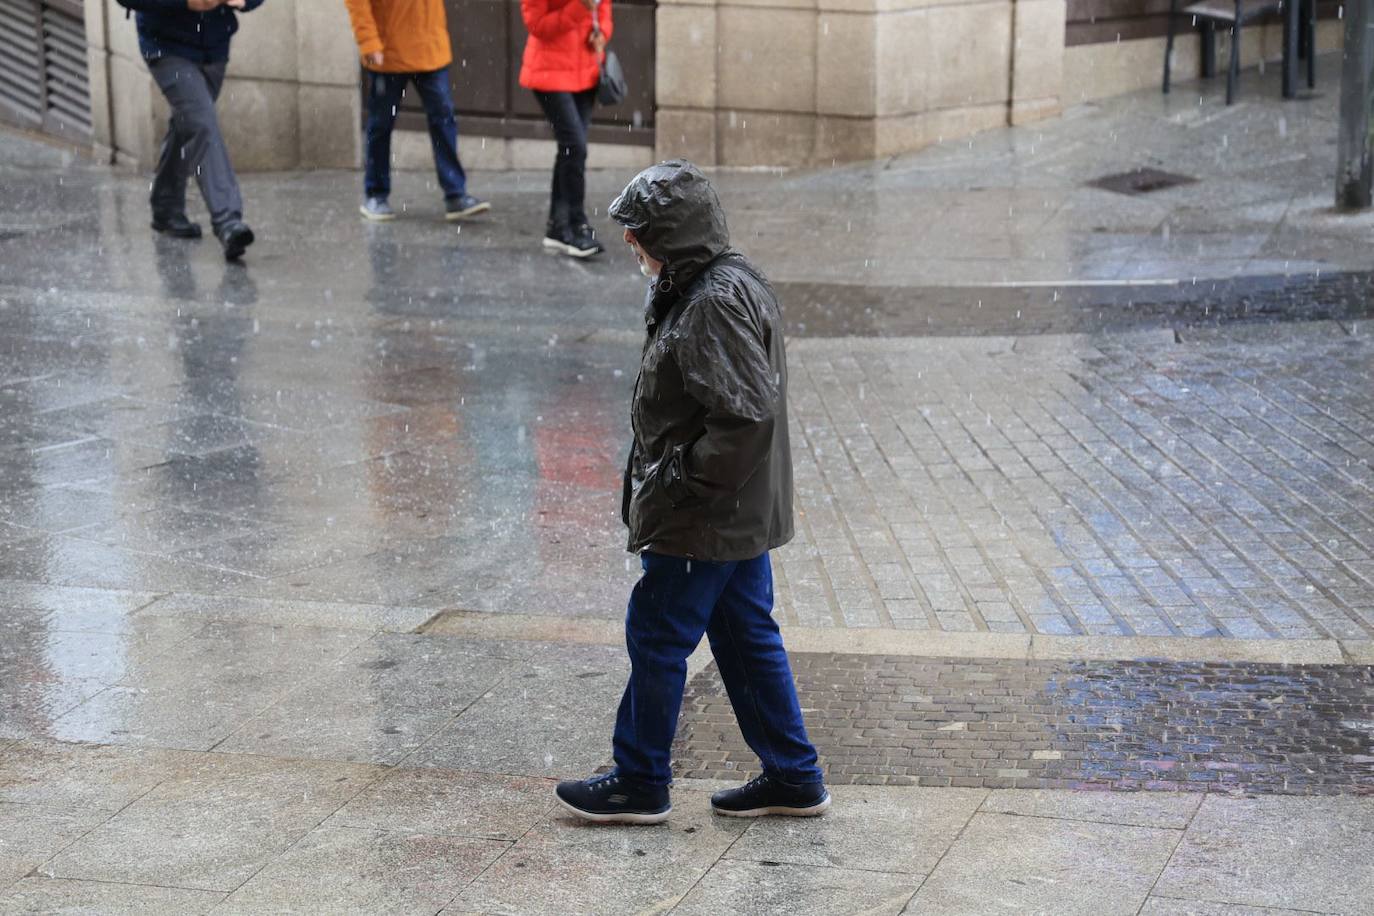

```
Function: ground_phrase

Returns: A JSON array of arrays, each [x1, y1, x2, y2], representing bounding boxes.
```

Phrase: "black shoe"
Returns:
[[151, 214, 202, 239], [555, 772, 671, 825], [216, 220, 255, 261], [445, 193, 490, 220], [542, 222, 603, 259], [710, 773, 831, 818]]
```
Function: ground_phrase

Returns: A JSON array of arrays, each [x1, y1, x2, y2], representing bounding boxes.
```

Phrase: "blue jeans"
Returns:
[[363, 68, 466, 200], [612, 551, 824, 787]]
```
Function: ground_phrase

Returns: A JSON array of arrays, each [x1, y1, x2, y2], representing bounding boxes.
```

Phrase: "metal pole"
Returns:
[[1336, 0, 1374, 208]]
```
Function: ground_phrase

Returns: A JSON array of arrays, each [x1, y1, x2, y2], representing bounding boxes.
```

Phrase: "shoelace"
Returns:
[[740, 773, 775, 793]]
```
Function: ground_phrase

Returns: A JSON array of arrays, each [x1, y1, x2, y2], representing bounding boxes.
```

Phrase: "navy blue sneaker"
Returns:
[[555, 772, 671, 825], [710, 773, 831, 818], [444, 193, 490, 220]]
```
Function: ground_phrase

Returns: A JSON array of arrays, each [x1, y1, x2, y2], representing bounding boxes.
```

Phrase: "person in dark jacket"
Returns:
[[554, 160, 830, 824], [115, 0, 260, 260]]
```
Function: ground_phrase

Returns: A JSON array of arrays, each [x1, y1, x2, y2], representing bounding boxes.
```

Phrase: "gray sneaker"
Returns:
[[445, 193, 491, 220], [360, 197, 395, 221]]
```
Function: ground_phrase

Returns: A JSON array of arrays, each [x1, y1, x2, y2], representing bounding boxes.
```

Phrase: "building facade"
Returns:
[[0, 0, 1346, 171]]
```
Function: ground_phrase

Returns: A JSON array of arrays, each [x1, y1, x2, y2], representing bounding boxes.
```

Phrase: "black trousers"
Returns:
[[147, 55, 243, 229], [533, 88, 596, 229]]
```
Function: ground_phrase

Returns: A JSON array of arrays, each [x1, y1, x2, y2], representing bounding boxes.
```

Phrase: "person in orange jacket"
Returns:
[[344, 0, 489, 222], [519, 0, 612, 257]]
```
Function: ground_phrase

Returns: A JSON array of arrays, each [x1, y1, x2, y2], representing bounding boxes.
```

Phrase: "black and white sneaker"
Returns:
[[710, 773, 831, 818], [542, 222, 604, 259], [555, 772, 671, 825]]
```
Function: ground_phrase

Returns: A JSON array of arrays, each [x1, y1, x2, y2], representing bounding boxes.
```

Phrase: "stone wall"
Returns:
[[87, 0, 361, 170], [654, 0, 1067, 167], [83, 0, 1336, 171]]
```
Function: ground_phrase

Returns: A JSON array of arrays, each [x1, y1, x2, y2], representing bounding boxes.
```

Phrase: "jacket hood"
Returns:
[[609, 160, 730, 288]]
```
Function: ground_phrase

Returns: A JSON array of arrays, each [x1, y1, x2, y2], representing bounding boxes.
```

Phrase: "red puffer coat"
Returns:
[[519, 0, 613, 93]]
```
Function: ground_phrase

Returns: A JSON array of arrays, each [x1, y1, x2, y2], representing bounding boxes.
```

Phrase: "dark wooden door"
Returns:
[[387, 0, 655, 146]]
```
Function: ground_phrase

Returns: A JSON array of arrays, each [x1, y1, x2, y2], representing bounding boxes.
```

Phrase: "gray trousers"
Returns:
[[148, 56, 243, 229]]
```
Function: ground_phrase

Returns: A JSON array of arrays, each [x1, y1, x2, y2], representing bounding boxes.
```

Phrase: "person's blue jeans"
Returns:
[[612, 551, 824, 787], [363, 67, 466, 201]]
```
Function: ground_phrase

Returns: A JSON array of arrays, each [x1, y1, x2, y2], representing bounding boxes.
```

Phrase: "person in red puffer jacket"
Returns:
[[520, 0, 613, 258]]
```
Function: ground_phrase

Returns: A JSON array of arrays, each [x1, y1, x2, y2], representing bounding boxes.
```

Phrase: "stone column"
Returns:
[[1010, 0, 1065, 125], [655, 0, 1063, 168]]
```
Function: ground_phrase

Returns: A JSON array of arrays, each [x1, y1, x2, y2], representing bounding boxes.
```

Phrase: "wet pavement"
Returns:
[[3, 53, 1374, 914], [675, 653, 1374, 794]]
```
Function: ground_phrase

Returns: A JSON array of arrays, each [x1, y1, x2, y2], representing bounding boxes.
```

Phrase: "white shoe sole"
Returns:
[[359, 205, 395, 222], [712, 795, 832, 818], [445, 202, 491, 220], [542, 237, 602, 259], [556, 796, 671, 825]]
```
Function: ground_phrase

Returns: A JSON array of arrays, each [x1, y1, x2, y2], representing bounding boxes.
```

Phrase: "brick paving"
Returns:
[[671, 652, 1374, 795], [774, 326, 1374, 639]]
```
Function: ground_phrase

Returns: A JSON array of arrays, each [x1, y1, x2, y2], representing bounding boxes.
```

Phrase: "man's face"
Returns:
[[624, 229, 664, 280]]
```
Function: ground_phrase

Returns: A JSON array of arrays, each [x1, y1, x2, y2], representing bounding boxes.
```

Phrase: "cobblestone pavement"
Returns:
[[775, 326, 1374, 639], [673, 652, 1374, 794]]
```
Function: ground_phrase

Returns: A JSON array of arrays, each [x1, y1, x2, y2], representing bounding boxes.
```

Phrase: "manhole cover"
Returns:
[[1089, 167, 1198, 195]]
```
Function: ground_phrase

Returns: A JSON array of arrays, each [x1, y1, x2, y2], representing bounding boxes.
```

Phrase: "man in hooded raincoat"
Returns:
[[554, 160, 830, 824]]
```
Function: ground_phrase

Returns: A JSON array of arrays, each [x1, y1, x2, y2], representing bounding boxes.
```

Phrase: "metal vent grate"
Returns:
[[41, 2, 90, 136], [0, 0, 44, 126], [0, 0, 90, 141], [1088, 167, 1198, 195]]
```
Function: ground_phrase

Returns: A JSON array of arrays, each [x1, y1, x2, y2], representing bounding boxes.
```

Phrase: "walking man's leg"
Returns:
[[556, 551, 734, 824], [360, 70, 406, 220], [148, 60, 198, 239], [413, 67, 488, 220], [706, 553, 829, 816], [148, 56, 250, 258], [192, 62, 244, 232], [532, 89, 600, 257]]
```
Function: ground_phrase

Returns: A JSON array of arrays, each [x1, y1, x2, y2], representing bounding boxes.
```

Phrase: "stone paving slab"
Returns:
[[0, 741, 1368, 915], [721, 784, 985, 875], [35, 754, 381, 892], [672, 652, 1374, 794], [213, 826, 509, 916], [329, 767, 556, 843], [449, 788, 748, 915], [904, 811, 1181, 915], [1153, 795, 1374, 914], [0, 878, 225, 915], [674, 859, 922, 916]]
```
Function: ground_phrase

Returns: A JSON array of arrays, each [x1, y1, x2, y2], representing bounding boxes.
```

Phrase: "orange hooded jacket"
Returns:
[[519, 0, 613, 93], [344, 0, 452, 74]]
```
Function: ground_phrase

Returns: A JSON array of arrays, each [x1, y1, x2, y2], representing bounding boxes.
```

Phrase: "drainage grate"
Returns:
[[1089, 167, 1198, 195]]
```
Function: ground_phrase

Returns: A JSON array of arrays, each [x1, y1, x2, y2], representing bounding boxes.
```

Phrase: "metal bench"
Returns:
[[1163, 0, 1316, 104]]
